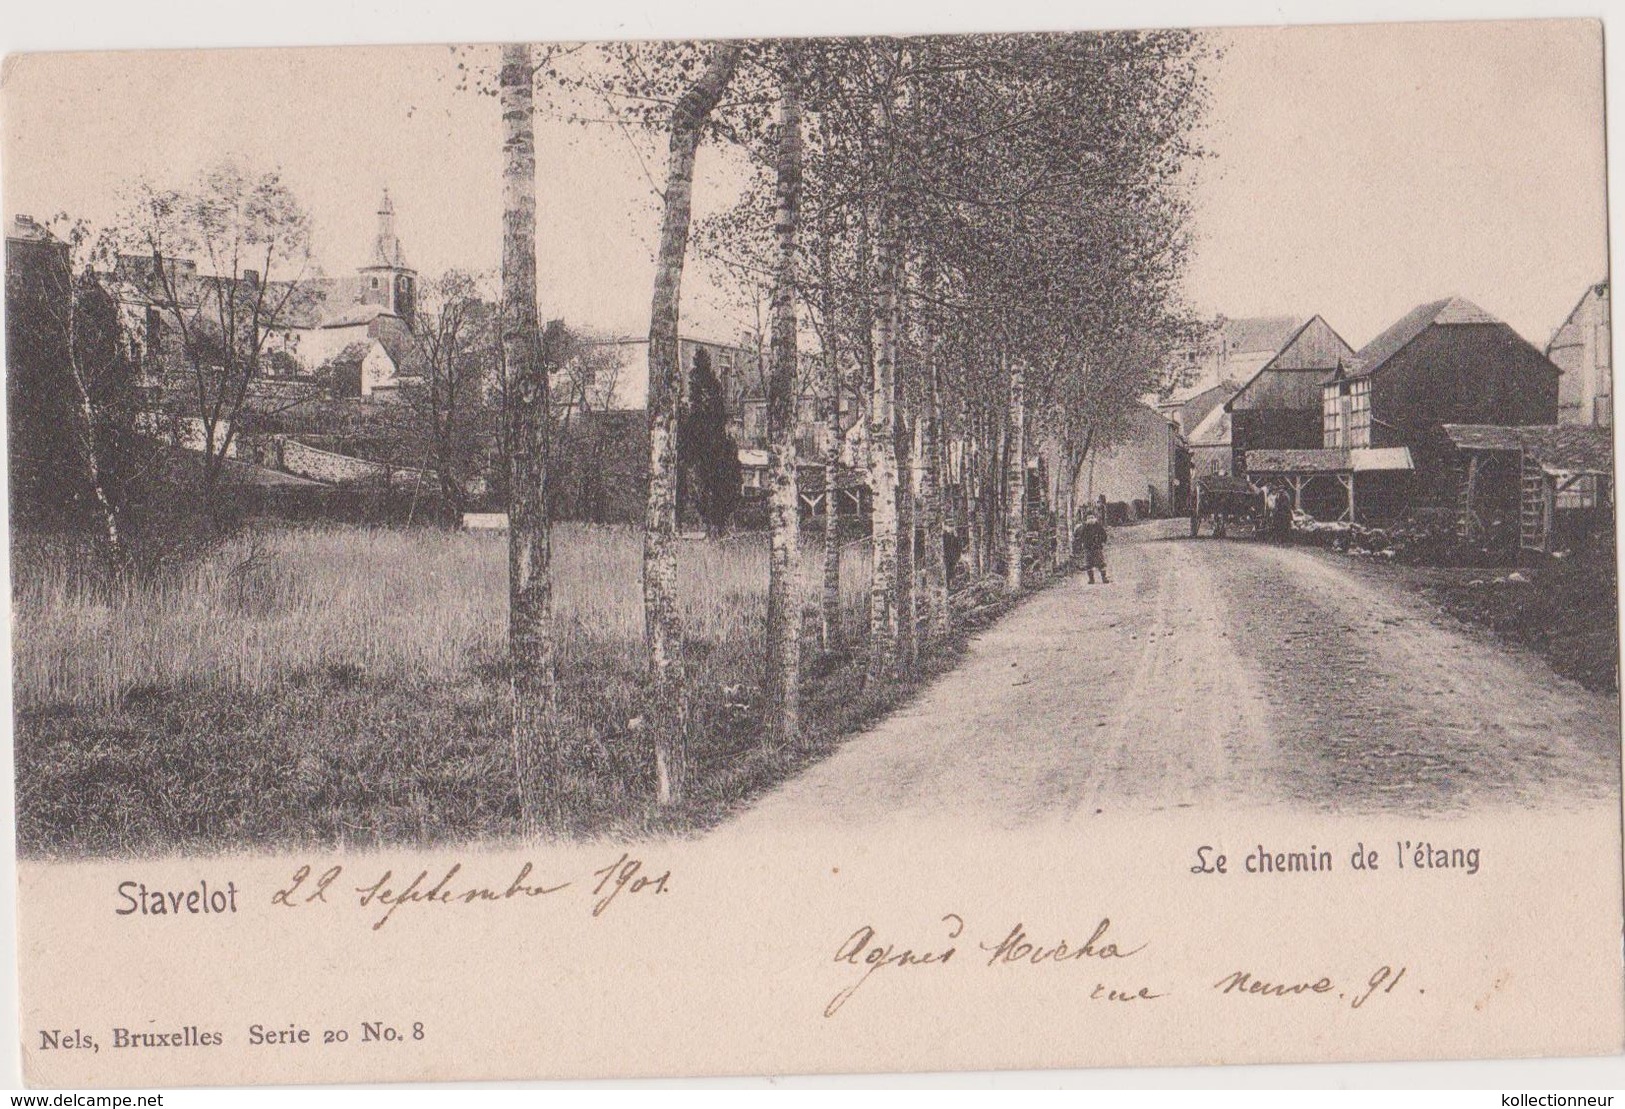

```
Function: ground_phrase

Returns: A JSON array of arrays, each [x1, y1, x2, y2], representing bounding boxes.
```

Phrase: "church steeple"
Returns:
[[358, 185, 416, 325], [371, 187, 407, 269]]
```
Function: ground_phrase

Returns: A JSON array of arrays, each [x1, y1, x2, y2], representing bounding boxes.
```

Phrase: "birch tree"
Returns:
[[680, 28, 1211, 692], [638, 43, 744, 804], [763, 54, 804, 749], [120, 160, 314, 511], [815, 235, 846, 651], [500, 43, 559, 828], [1003, 352, 1027, 592]]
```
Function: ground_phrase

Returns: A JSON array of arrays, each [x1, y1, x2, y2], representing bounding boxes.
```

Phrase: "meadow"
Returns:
[[13, 523, 872, 711], [13, 522, 1013, 855]]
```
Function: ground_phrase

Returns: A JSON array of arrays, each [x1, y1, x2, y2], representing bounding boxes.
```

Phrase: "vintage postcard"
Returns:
[[3, 14, 1621, 1088]]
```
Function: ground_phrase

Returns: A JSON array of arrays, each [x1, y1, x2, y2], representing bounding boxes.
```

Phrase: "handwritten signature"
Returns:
[[825, 916, 1156, 1018]]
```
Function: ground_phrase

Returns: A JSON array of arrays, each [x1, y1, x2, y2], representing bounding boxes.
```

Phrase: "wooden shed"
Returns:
[[1244, 446, 1415, 523], [1442, 424, 1613, 554]]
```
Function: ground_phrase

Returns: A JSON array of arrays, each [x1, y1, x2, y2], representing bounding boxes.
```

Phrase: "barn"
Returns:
[[1226, 315, 1355, 476], [1321, 297, 1560, 505], [1247, 298, 1561, 523]]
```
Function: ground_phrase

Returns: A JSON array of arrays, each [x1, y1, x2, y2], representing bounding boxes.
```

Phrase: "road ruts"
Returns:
[[724, 520, 1621, 833]]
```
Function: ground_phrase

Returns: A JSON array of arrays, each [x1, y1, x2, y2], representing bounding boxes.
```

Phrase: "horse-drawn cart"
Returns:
[[1189, 474, 1267, 538]]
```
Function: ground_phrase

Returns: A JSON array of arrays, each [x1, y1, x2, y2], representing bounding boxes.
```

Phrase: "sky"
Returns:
[[1186, 20, 1607, 349], [1, 19, 1609, 351]]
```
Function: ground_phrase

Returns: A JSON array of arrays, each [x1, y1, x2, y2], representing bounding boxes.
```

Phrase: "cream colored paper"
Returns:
[[5, 17, 1621, 1088]]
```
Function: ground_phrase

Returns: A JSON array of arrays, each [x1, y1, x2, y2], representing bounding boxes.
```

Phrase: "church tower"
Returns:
[[357, 187, 416, 326]]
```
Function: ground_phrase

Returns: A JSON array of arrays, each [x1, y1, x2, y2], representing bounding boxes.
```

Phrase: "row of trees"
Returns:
[[496, 31, 1213, 812]]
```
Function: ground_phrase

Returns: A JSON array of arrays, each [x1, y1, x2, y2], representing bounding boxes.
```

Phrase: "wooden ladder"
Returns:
[[1455, 458, 1473, 539], [1519, 452, 1547, 552]]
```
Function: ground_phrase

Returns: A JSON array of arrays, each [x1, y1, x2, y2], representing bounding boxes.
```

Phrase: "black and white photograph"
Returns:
[[3, 7, 1621, 1089]]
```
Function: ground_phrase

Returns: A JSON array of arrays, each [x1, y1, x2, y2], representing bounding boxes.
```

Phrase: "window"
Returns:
[[1349, 379, 1371, 448], [1557, 473, 1600, 510], [370, 277, 379, 289], [1322, 385, 1343, 448]]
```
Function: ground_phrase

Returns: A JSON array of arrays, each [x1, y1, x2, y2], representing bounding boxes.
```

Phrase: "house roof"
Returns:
[[320, 303, 392, 328], [371, 316, 428, 376], [1157, 316, 1299, 410], [1222, 315, 1303, 356], [1245, 447, 1415, 473], [1226, 315, 1356, 412], [1442, 423, 1613, 474], [1186, 403, 1230, 447], [1158, 382, 1235, 436], [6, 214, 57, 243], [1342, 297, 1504, 380], [326, 341, 373, 369], [1245, 448, 1352, 473], [1545, 280, 1609, 358]]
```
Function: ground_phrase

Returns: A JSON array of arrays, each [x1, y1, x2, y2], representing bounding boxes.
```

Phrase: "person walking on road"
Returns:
[[1268, 488, 1294, 543], [1076, 510, 1109, 584]]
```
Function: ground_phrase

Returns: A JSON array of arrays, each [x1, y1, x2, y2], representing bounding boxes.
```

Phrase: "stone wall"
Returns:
[[277, 437, 435, 491]]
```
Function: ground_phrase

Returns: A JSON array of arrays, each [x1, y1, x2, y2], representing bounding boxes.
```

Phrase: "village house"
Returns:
[[1157, 314, 1307, 495], [575, 334, 865, 513], [1247, 297, 1561, 522], [103, 189, 426, 400], [1546, 280, 1610, 426], [1155, 314, 1304, 435], [1051, 315, 1310, 520], [1073, 403, 1182, 518]]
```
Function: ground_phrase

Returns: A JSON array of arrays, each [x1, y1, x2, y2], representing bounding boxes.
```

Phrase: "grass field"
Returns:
[[14, 522, 1018, 856], [13, 524, 872, 711]]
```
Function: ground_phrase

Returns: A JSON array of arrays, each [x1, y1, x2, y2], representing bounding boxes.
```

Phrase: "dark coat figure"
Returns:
[[1269, 490, 1294, 543], [1074, 517, 1109, 583]]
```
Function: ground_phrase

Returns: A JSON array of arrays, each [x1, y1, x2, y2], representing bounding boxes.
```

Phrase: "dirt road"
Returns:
[[732, 520, 1621, 830]]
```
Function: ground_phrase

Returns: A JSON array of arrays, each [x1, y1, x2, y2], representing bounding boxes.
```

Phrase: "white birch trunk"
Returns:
[[764, 71, 803, 750], [918, 318, 948, 639], [820, 295, 843, 652], [643, 44, 741, 804], [866, 205, 899, 684], [1005, 355, 1026, 594], [500, 43, 558, 829]]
